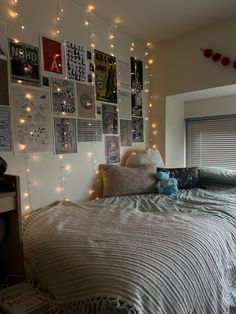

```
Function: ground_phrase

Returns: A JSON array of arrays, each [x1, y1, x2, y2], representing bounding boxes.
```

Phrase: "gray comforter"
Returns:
[[23, 187, 236, 314]]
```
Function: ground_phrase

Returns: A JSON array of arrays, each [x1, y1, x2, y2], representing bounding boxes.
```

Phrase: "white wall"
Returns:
[[0, 0, 149, 212], [151, 16, 236, 161]]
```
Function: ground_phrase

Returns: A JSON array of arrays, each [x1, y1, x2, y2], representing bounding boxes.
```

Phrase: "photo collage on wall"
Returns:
[[0, 19, 144, 160]]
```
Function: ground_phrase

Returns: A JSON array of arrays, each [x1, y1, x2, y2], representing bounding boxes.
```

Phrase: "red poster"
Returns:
[[42, 36, 63, 75]]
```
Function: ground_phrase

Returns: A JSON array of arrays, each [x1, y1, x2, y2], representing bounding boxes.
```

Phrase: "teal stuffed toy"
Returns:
[[156, 171, 178, 195]]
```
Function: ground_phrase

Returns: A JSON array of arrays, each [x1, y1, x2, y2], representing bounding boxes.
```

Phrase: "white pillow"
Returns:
[[125, 148, 164, 168]]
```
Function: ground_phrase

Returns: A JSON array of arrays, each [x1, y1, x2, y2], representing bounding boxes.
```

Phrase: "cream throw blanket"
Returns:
[[23, 201, 236, 314]]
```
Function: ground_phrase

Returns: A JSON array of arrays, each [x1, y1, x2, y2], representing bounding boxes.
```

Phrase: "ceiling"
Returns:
[[73, 0, 236, 43]]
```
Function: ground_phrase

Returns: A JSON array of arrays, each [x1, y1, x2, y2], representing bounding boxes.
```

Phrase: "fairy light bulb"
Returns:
[[148, 59, 154, 65], [59, 155, 64, 159], [24, 192, 29, 198], [84, 21, 89, 26]]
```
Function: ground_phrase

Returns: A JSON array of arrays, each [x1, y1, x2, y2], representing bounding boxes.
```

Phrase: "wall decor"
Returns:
[[76, 82, 95, 118], [132, 117, 144, 143], [9, 40, 40, 86], [51, 77, 76, 116], [118, 89, 131, 119], [0, 59, 9, 106], [95, 50, 117, 103], [65, 41, 86, 82], [12, 86, 53, 153], [120, 119, 132, 147], [77, 119, 102, 142], [0, 21, 7, 60], [0, 107, 11, 151], [86, 50, 94, 84], [42, 76, 50, 88], [102, 103, 118, 134], [202, 48, 236, 69], [131, 90, 143, 117], [117, 59, 130, 91], [41, 36, 64, 76], [105, 135, 120, 164], [131, 56, 143, 91], [54, 117, 77, 154]]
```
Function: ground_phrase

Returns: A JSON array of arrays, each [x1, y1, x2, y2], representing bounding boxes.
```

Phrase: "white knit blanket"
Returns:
[[23, 201, 236, 314]]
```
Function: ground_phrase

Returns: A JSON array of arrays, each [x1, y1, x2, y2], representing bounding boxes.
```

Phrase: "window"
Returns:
[[186, 115, 236, 169]]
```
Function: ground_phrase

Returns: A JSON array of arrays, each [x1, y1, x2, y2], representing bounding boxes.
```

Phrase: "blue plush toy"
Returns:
[[156, 171, 178, 195]]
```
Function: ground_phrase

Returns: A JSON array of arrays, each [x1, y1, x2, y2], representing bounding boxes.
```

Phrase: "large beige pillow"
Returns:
[[100, 164, 156, 197], [125, 148, 164, 168]]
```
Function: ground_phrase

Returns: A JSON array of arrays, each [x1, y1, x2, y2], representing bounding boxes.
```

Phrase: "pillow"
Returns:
[[199, 167, 236, 185], [100, 164, 157, 197], [157, 167, 200, 189], [125, 148, 164, 168]]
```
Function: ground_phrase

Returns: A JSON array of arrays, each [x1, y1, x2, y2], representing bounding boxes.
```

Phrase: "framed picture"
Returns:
[[102, 103, 118, 134], [9, 40, 40, 86], [41, 35, 64, 76], [95, 50, 117, 103], [54, 117, 77, 154], [105, 135, 120, 164]]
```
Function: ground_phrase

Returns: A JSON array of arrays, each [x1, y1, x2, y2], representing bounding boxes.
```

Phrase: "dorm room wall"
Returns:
[[0, 0, 150, 211], [151, 16, 236, 162]]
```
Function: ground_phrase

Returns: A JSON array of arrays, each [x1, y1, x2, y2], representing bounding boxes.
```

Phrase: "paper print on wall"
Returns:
[[41, 36, 63, 75], [132, 117, 144, 143], [120, 119, 132, 147], [51, 77, 76, 116], [0, 60, 9, 106], [95, 50, 117, 103], [12, 87, 53, 153], [0, 21, 7, 60], [65, 41, 86, 82], [117, 60, 130, 91], [102, 103, 118, 134], [131, 56, 143, 91], [42, 76, 50, 88], [0, 107, 11, 151], [9, 40, 40, 86], [54, 117, 77, 154], [118, 90, 131, 119], [105, 135, 120, 164], [76, 82, 95, 119], [87, 50, 94, 84], [77, 119, 102, 142], [131, 90, 142, 117]]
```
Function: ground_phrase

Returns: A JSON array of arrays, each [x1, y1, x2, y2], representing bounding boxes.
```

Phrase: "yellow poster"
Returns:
[[95, 50, 117, 103]]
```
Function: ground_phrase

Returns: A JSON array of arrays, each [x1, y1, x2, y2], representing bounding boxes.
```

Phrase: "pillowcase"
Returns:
[[125, 148, 164, 168], [100, 164, 157, 197], [157, 167, 200, 189], [199, 167, 236, 185]]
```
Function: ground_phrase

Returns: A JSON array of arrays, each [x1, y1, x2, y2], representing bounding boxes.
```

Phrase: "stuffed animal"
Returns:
[[156, 171, 178, 195]]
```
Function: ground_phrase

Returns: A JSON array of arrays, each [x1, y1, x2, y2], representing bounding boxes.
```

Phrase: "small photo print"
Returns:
[[132, 117, 144, 143], [131, 56, 143, 91], [54, 117, 77, 154], [120, 119, 132, 147], [42, 76, 50, 88], [131, 90, 142, 117], [76, 82, 95, 118], [105, 135, 120, 164], [0, 59, 9, 106], [65, 41, 86, 82], [102, 103, 118, 134], [0, 21, 7, 60], [41, 36, 63, 75]]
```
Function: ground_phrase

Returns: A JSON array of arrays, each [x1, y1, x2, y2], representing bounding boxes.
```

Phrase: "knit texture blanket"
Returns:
[[23, 201, 236, 314]]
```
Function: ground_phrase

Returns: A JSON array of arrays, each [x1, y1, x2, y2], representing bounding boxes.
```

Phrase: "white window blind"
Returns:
[[186, 116, 236, 169]]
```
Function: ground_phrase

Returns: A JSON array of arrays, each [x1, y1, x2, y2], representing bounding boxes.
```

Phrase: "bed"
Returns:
[[23, 167, 236, 314]]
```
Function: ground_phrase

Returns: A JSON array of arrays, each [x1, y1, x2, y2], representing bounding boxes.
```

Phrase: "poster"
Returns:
[[117, 60, 130, 90], [41, 36, 63, 75], [118, 89, 131, 119], [132, 117, 144, 143], [95, 50, 117, 103], [102, 103, 118, 134], [76, 82, 95, 118], [77, 119, 102, 142], [120, 119, 132, 147], [131, 90, 143, 117], [87, 50, 94, 84], [0, 21, 7, 60], [12, 87, 53, 153], [131, 56, 143, 91], [105, 135, 120, 164], [0, 107, 11, 151], [65, 41, 86, 82], [0, 60, 9, 106], [9, 40, 40, 86], [51, 77, 76, 116], [54, 117, 77, 154]]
